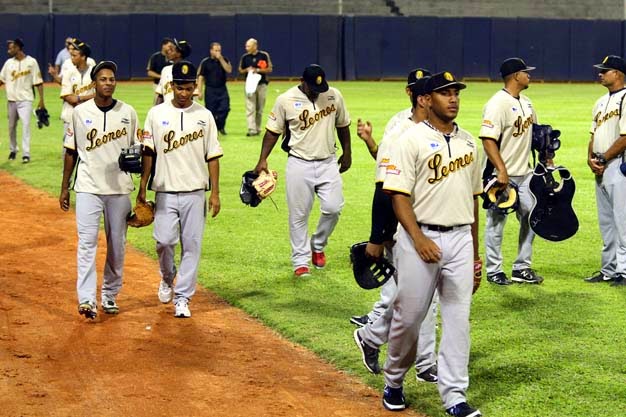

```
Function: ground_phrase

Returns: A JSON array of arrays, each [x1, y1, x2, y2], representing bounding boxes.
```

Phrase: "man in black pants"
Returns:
[[197, 42, 232, 135]]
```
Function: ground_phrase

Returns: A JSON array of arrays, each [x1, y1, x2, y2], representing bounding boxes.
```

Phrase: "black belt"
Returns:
[[418, 223, 464, 232]]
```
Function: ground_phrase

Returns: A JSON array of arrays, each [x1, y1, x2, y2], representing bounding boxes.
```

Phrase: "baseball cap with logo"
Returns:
[[173, 38, 192, 59], [594, 55, 626, 74], [90, 60, 117, 80], [500, 57, 535, 78], [71, 39, 92, 58], [424, 71, 466, 93], [172, 60, 197, 83], [302, 64, 329, 93], [407, 68, 431, 86], [6, 38, 24, 49]]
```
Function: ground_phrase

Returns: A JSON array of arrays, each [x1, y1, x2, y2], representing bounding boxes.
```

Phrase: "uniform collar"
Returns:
[[423, 120, 458, 137]]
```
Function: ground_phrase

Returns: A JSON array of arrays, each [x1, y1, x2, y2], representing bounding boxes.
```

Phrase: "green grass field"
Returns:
[[1, 80, 625, 417]]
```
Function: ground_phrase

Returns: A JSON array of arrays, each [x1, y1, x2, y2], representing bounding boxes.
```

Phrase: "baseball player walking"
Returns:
[[238, 38, 272, 136], [585, 55, 626, 286], [59, 61, 139, 319], [0, 38, 45, 163], [381, 72, 482, 417], [352, 69, 438, 384], [155, 39, 191, 106], [138, 60, 223, 318], [480, 58, 543, 285], [254, 64, 351, 277]]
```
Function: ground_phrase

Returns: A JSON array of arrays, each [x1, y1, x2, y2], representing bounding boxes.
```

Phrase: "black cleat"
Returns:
[[353, 329, 380, 374], [584, 271, 613, 283], [487, 272, 512, 285], [511, 268, 543, 284], [8, 152, 16, 160], [610, 275, 626, 287], [416, 364, 438, 383], [446, 402, 482, 417], [349, 314, 371, 327], [382, 385, 406, 411]]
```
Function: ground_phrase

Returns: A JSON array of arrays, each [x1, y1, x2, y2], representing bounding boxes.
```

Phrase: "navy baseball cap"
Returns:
[[173, 38, 191, 59], [302, 64, 329, 93], [424, 71, 466, 93], [594, 55, 626, 74], [90, 60, 117, 80], [500, 57, 535, 78], [71, 39, 92, 58], [410, 76, 431, 97], [6, 38, 24, 49], [171, 61, 197, 83], [407, 68, 431, 86]]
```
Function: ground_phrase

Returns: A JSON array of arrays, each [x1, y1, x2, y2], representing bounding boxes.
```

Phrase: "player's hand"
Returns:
[[338, 153, 351, 173], [208, 192, 221, 218], [357, 118, 373, 142], [588, 156, 605, 175], [254, 159, 269, 175], [414, 234, 442, 263], [495, 170, 509, 188], [59, 189, 70, 211], [47, 63, 57, 76], [136, 189, 147, 205], [365, 242, 384, 260]]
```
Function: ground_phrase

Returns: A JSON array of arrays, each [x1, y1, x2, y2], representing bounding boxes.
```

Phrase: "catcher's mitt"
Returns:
[[252, 170, 278, 199], [118, 144, 142, 174], [35, 108, 50, 129], [240, 171, 262, 207], [127, 201, 155, 228], [350, 242, 395, 290], [473, 258, 482, 294]]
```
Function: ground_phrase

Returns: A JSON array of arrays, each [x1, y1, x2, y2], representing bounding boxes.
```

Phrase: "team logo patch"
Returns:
[[66, 127, 74, 137], [182, 65, 189, 75], [386, 164, 401, 175], [121, 118, 130, 124], [603, 56, 609, 64], [85, 119, 92, 125], [482, 119, 494, 128], [142, 130, 153, 140], [378, 157, 391, 168], [512, 107, 517, 112], [466, 139, 475, 148], [316, 75, 323, 85], [269, 111, 277, 121], [294, 102, 303, 109], [429, 142, 441, 150], [161, 120, 169, 126], [416, 70, 424, 79], [444, 72, 454, 81], [327, 95, 335, 101]]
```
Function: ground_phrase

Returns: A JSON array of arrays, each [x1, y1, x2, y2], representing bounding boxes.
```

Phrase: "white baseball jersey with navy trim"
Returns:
[[383, 107, 411, 137], [64, 99, 138, 195], [266, 85, 350, 161], [155, 65, 174, 103], [60, 56, 96, 78], [479, 89, 537, 177], [0, 56, 43, 101], [376, 116, 415, 183], [591, 88, 626, 154], [142, 101, 223, 192], [383, 121, 482, 226], [60, 63, 95, 123]]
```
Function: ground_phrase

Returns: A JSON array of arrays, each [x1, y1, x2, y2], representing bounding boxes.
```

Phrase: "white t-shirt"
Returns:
[[383, 121, 482, 226], [63, 99, 139, 195], [266, 85, 351, 160], [142, 101, 223, 192], [0, 56, 43, 101], [60, 63, 96, 123]]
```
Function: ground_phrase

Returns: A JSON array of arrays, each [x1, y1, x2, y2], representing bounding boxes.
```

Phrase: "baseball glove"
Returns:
[[118, 144, 142, 174], [240, 170, 262, 207], [35, 108, 50, 129], [252, 170, 278, 199], [473, 259, 483, 294], [350, 242, 395, 290], [127, 201, 155, 228]]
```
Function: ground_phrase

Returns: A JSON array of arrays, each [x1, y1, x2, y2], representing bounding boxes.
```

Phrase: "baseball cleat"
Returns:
[[294, 266, 311, 277], [610, 275, 626, 286], [101, 297, 119, 315], [382, 385, 406, 411], [312, 251, 326, 269], [416, 365, 438, 383], [78, 302, 97, 320], [446, 402, 482, 417], [511, 268, 543, 284], [174, 298, 191, 318], [158, 279, 174, 303], [349, 314, 371, 327], [353, 329, 380, 374], [584, 271, 614, 283], [487, 272, 512, 285]]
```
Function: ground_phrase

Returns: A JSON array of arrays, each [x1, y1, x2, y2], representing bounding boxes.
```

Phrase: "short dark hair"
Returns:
[[210, 42, 221, 49], [161, 37, 173, 46]]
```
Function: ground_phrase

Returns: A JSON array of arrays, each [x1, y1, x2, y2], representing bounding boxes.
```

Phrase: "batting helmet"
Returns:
[[482, 177, 520, 215], [349, 242, 395, 290]]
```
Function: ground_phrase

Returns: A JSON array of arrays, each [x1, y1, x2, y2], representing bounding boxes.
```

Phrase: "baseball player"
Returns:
[[0, 38, 45, 163], [60, 39, 96, 153], [381, 72, 482, 417], [238, 38, 273, 136], [59, 60, 139, 319], [49, 39, 97, 85], [480, 57, 542, 285], [351, 69, 439, 384], [155, 39, 190, 106], [138, 60, 223, 318], [585, 55, 626, 286], [254, 64, 351, 277]]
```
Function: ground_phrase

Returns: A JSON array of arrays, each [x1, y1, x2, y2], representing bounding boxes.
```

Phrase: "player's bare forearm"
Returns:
[[155, 95, 164, 105], [207, 158, 221, 217], [391, 193, 441, 263], [602, 134, 626, 161], [219, 58, 232, 73], [337, 126, 352, 173], [59, 150, 77, 211], [255, 130, 279, 173], [482, 138, 508, 184], [471, 197, 479, 260], [36, 84, 44, 107], [357, 118, 377, 159], [138, 152, 153, 203]]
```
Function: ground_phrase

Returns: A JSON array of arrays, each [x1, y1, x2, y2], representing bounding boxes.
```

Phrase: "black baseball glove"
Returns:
[[118, 144, 142, 174], [240, 170, 262, 207], [350, 241, 395, 290], [35, 108, 50, 129]]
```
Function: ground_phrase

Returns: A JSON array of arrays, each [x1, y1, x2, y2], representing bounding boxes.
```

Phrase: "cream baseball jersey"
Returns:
[[0, 56, 43, 101], [60, 63, 95, 123], [383, 107, 412, 137], [590, 88, 626, 154], [60, 56, 96, 77], [383, 121, 482, 226], [142, 101, 223, 192], [375, 117, 415, 183], [479, 89, 536, 176], [155, 65, 174, 103], [266, 85, 350, 160], [63, 99, 138, 194]]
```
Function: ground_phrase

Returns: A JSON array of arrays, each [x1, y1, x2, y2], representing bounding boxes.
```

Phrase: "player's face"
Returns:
[[7, 43, 18, 58], [70, 49, 83, 66], [515, 70, 531, 90], [427, 88, 460, 123], [164, 43, 177, 61], [161, 42, 172, 56], [172, 82, 196, 108], [94, 68, 116, 99], [245, 40, 256, 54], [210, 45, 221, 58], [599, 69, 620, 88], [301, 81, 320, 101]]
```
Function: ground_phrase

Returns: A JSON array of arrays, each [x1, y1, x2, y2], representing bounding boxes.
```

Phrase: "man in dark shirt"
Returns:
[[146, 38, 174, 104], [197, 42, 232, 135], [238, 38, 272, 136]]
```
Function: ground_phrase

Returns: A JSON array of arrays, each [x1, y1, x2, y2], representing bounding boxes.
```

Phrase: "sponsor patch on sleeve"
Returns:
[[269, 111, 277, 121], [386, 164, 401, 175], [142, 130, 153, 141], [65, 127, 74, 137], [481, 119, 494, 129]]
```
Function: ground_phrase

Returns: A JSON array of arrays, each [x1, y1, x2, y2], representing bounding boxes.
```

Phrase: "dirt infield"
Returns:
[[0, 171, 422, 417]]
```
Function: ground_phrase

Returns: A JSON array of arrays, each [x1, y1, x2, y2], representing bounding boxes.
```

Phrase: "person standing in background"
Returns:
[[197, 42, 231, 136], [238, 38, 272, 136]]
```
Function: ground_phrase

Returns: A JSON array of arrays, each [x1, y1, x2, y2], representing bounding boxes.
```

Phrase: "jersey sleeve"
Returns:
[[478, 100, 504, 141], [619, 94, 626, 136], [142, 108, 156, 151], [129, 106, 139, 147], [31, 59, 43, 85], [334, 89, 351, 128], [55, 50, 65, 67], [146, 53, 157, 72], [205, 112, 223, 161], [63, 111, 78, 150], [155, 75, 165, 96], [471, 139, 483, 196], [60, 71, 74, 97], [382, 132, 416, 196], [265, 96, 286, 135], [197, 57, 208, 77]]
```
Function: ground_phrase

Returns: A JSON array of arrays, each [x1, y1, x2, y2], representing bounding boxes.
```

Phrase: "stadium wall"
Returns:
[[0, 14, 623, 82]]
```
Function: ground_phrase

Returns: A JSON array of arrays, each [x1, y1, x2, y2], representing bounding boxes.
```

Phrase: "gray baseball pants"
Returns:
[[7, 100, 32, 157], [245, 83, 267, 134], [595, 162, 626, 278]]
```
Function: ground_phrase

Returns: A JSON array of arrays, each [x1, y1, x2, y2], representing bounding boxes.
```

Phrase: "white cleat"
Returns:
[[158, 280, 173, 304], [174, 299, 191, 318]]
